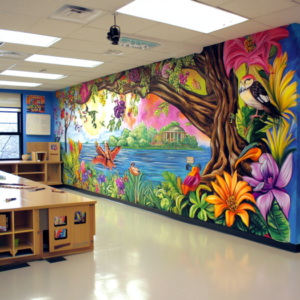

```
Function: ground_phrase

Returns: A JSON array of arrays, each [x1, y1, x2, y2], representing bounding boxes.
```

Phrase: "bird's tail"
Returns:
[[107, 160, 116, 170], [265, 103, 280, 119]]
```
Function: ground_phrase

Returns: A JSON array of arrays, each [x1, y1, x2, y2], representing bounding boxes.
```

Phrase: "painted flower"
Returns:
[[68, 138, 74, 152], [97, 174, 106, 185], [78, 140, 82, 154], [82, 172, 89, 182], [95, 186, 99, 193], [116, 178, 125, 195], [124, 174, 129, 182], [80, 82, 89, 103], [223, 27, 289, 77], [81, 160, 86, 173], [61, 108, 65, 119], [206, 171, 256, 227], [243, 153, 293, 220], [162, 63, 171, 79]]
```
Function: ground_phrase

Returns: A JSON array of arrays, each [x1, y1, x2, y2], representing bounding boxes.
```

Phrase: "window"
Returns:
[[0, 93, 22, 160]]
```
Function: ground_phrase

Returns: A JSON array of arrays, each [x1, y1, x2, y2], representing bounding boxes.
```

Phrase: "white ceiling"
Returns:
[[0, 0, 299, 91]]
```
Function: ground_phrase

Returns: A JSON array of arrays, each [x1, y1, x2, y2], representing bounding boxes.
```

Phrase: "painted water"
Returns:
[[79, 143, 211, 183]]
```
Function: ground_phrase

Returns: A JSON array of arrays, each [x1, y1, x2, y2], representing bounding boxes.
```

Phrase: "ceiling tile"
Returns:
[[67, 27, 110, 44], [0, 11, 40, 31], [210, 20, 272, 40], [50, 38, 141, 56], [36, 48, 119, 62], [0, 64, 15, 72], [135, 23, 201, 43], [254, 6, 300, 27], [127, 50, 171, 62], [198, 0, 234, 6], [89, 13, 158, 35], [26, 19, 82, 38], [0, 58, 22, 65], [0, 75, 49, 83], [220, 0, 298, 18], [183, 34, 224, 47], [0, 0, 62, 18], [110, 57, 153, 67], [17, 60, 91, 72], [30, 85, 57, 91], [10, 64, 77, 76], [50, 39, 108, 54], [59, 0, 134, 11], [0, 44, 43, 55]]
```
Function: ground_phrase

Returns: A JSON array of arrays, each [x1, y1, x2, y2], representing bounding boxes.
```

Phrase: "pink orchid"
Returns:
[[243, 153, 293, 220], [223, 27, 289, 77]]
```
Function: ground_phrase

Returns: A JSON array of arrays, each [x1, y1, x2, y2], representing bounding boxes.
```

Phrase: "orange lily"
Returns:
[[205, 171, 256, 227], [78, 140, 82, 154]]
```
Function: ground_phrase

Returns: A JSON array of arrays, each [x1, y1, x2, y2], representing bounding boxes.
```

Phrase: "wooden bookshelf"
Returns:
[[0, 161, 62, 186]]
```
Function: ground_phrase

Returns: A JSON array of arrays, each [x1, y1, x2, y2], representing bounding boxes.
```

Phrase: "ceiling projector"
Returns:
[[107, 14, 120, 45]]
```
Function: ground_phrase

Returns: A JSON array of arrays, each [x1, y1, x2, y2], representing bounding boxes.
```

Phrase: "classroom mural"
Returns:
[[54, 24, 299, 244]]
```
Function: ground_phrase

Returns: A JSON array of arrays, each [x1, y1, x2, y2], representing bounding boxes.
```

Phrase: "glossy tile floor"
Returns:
[[1, 188, 300, 300]]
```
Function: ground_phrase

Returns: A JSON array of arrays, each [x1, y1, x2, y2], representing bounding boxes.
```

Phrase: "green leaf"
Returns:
[[258, 69, 269, 81], [236, 114, 246, 139], [268, 45, 277, 60], [249, 210, 268, 236], [189, 204, 199, 218], [141, 87, 147, 98], [198, 210, 207, 221], [267, 199, 290, 243]]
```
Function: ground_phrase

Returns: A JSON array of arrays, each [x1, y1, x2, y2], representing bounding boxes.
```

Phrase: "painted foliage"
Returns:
[[54, 24, 299, 244]]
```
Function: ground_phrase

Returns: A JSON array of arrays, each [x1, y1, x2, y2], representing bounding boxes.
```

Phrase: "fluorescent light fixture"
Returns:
[[0, 29, 60, 47], [25, 54, 103, 68], [0, 80, 41, 87], [1, 70, 66, 80], [117, 0, 248, 34]]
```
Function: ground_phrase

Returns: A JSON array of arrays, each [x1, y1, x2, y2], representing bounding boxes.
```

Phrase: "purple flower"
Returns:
[[179, 73, 188, 85], [243, 153, 293, 220], [82, 172, 89, 182], [116, 178, 125, 195], [97, 174, 106, 185], [162, 63, 171, 79]]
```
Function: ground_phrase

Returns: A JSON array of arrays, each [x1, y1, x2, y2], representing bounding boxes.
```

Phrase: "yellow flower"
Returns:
[[257, 52, 298, 120], [205, 171, 256, 227]]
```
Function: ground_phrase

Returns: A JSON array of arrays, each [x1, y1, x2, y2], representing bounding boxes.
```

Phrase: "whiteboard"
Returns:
[[26, 114, 51, 135]]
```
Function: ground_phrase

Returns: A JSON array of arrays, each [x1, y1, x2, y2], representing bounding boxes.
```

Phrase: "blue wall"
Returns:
[[0, 88, 55, 154]]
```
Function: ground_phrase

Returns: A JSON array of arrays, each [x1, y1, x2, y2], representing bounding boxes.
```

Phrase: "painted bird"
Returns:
[[129, 162, 140, 176], [182, 163, 201, 195], [239, 74, 280, 119], [91, 141, 121, 170]]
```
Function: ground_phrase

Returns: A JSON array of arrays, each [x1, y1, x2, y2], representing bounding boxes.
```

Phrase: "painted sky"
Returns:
[[124, 94, 211, 147]]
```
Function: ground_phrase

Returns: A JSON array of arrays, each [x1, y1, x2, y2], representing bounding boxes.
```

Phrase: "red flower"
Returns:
[[223, 27, 289, 77], [61, 108, 65, 119]]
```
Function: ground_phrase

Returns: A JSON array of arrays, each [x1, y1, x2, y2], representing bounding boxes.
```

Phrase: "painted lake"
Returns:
[[79, 143, 211, 183]]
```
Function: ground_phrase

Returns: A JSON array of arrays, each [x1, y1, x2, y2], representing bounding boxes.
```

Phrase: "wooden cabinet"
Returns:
[[0, 161, 62, 185], [0, 209, 37, 259]]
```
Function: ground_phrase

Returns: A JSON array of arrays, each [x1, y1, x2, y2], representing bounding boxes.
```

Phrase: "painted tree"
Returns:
[[58, 27, 295, 180]]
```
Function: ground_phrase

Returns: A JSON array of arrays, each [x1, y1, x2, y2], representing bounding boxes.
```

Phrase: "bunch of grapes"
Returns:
[[129, 68, 140, 82], [114, 99, 126, 119]]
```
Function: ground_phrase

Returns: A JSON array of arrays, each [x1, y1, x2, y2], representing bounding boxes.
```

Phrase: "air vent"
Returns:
[[119, 37, 160, 50], [0, 50, 29, 59], [102, 49, 123, 56], [49, 5, 103, 24]]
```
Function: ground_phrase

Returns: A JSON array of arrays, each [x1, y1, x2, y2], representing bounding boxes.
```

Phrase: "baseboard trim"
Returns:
[[64, 185, 300, 253]]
